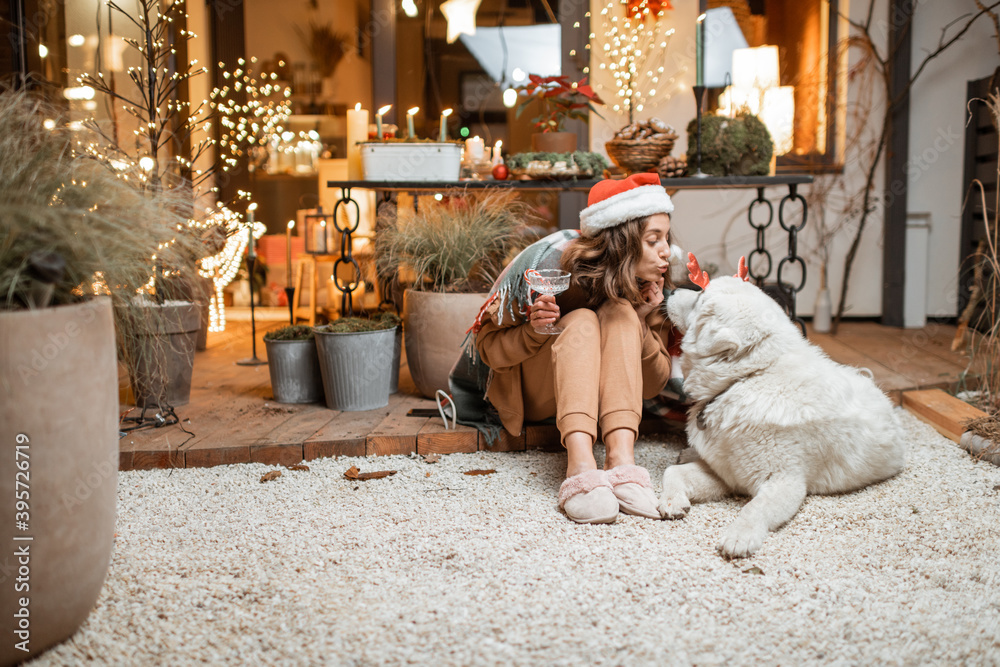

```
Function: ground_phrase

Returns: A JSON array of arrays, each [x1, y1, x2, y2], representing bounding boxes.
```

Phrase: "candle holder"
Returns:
[[304, 207, 336, 254], [691, 85, 709, 179], [236, 248, 267, 366]]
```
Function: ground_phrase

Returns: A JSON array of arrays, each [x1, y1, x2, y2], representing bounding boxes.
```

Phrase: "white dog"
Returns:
[[658, 257, 907, 558]]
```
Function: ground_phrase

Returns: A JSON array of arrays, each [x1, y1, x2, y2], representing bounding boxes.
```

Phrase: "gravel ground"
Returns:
[[31, 410, 1000, 666]]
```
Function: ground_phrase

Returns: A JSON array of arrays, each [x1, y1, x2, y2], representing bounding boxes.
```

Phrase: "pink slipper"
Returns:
[[558, 469, 619, 524], [607, 464, 660, 519]]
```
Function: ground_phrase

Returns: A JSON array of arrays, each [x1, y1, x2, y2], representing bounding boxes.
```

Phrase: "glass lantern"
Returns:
[[303, 206, 336, 255]]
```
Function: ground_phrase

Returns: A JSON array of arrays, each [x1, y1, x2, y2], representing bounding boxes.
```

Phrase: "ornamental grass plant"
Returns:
[[0, 89, 209, 384], [375, 188, 537, 293]]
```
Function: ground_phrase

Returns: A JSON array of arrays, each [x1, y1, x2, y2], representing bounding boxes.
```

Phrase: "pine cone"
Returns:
[[657, 154, 688, 178]]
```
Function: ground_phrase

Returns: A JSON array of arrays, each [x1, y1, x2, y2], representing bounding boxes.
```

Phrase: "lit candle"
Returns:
[[439, 108, 453, 141], [347, 103, 368, 179], [466, 135, 484, 161], [696, 13, 706, 87], [492, 139, 503, 166], [375, 104, 392, 141], [406, 106, 419, 139], [316, 220, 327, 254], [285, 220, 295, 287], [247, 203, 258, 257]]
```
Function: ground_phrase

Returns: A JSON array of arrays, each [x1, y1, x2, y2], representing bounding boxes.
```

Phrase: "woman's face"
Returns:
[[635, 213, 672, 283]]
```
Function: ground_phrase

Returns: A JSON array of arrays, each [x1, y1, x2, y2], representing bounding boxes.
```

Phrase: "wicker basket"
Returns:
[[605, 135, 676, 174]]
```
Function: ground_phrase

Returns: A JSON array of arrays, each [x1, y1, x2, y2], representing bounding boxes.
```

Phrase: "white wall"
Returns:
[[589, 0, 999, 319]]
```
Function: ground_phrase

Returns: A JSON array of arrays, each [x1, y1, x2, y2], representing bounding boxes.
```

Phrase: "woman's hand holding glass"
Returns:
[[525, 269, 571, 334]]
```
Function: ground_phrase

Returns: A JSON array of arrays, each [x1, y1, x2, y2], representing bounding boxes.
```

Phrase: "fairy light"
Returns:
[[196, 204, 266, 331], [581, 1, 682, 124]]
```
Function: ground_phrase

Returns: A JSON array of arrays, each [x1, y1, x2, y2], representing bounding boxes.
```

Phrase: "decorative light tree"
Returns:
[[587, 0, 681, 125], [211, 57, 292, 174]]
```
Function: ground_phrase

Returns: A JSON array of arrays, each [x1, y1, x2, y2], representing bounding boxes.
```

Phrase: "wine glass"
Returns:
[[524, 269, 572, 334]]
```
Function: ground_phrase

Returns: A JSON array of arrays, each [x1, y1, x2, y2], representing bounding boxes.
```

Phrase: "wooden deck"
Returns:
[[118, 308, 974, 471]]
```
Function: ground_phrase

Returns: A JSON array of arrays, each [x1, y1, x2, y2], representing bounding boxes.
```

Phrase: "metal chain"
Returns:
[[777, 184, 808, 334], [332, 187, 363, 316], [747, 188, 774, 287]]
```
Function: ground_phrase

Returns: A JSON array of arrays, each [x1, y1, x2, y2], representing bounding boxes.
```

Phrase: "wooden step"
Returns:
[[901, 388, 987, 443]]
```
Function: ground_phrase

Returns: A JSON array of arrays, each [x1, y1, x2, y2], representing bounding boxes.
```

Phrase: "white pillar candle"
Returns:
[[492, 139, 503, 166], [465, 135, 484, 161], [439, 108, 453, 141], [346, 103, 368, 180]]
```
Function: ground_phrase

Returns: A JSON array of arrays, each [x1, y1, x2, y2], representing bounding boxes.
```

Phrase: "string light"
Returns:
[[197, 204, 266, 332], [581, 1, 683, 124]]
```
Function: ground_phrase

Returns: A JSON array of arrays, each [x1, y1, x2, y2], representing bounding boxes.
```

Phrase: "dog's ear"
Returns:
[[696, 326, 741, 360]]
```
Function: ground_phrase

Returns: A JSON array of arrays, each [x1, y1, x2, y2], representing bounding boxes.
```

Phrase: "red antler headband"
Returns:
[[686, 253, 750, 289]]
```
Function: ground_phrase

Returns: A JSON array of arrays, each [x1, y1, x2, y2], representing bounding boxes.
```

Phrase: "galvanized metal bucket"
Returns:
[[264, 338, 325, 404], [314, 326, 397, 411]]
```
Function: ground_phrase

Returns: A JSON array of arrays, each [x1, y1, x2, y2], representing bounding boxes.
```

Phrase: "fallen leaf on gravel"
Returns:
[[260, 470, 282, 483], [344, 466, 397, 481], [463, 469, 497, 476], [426, 472, 432, 477], [423, 453, 441, 464], [742, 566, 764, 575], [286, 464, 310, 472]]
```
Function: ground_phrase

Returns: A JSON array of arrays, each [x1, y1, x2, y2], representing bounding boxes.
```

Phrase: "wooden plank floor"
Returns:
[[119, 309, 973, 471]]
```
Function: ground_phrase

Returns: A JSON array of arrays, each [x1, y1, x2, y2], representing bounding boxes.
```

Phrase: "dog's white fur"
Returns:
[[660, 277, 907, 558]]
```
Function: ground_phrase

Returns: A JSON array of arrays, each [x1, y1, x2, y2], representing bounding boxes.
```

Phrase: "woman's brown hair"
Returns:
[[560, 216, 673, 308]]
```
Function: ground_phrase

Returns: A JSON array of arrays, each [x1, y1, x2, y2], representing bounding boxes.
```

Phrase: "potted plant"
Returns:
[[263, 325, 325, 404], [313, 313, 401, 411], [0, 90, 205, 663], [79, 0, 228, 408], [514, 74, 604, 153], [374, 189, 535, 399]]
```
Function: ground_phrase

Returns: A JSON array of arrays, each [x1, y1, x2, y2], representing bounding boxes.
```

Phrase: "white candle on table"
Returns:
[[375, 104, 392, 141], [347, 104, 368, 179], [439, 108, 453, 141], [466, 136, 484, 161], [406, 106, 419, 139], [492, 139, 503, 166]]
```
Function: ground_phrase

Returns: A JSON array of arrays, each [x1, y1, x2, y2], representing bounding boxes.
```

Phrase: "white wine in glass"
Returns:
[[524, 269, 571, 334]]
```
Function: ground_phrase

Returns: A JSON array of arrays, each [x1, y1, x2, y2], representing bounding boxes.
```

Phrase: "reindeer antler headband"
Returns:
[[686, 253, 749, 289]]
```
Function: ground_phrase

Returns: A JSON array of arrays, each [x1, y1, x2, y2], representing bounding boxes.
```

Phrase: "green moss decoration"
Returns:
[[686, 112, 774, 177], [315, 311, 401, 334], [505, 151, 609, 175], [263, 325, 315, 341]]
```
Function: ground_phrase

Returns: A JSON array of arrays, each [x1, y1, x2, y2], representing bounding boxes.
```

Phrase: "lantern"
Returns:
[[304, 206, 336, 254]]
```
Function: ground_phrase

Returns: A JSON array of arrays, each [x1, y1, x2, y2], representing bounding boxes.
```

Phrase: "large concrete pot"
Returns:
[[0, 298, 118, 664], [129, 301, 199, 408], [403, 290, 488, 399]]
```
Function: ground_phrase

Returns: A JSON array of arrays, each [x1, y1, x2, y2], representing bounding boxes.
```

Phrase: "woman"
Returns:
[[470, 173, 675, 524]]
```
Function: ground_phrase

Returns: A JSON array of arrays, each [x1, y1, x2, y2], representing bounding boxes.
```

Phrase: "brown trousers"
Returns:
[[520, 299, 667, 445]]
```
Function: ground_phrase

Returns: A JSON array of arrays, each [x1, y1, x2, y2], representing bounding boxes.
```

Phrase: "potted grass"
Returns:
[[0, 90, 205, 663], [374, 189, 535, 399], [313, 312, 401, 410], [263, 325, 325, 404]]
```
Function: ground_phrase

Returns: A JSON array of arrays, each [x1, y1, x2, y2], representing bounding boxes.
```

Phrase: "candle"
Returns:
[[439, 108, 453, 141], [347, 103, 368, 179], [375, 104, 392, 141], [465, 135, 484, 161], [492, 139, 503, 166], [316, 220, 327, 254], [696, 13, 706, 87], [247, 203, 257, 257], [406, 106, 419, 139], [285, 220, 295, 287]]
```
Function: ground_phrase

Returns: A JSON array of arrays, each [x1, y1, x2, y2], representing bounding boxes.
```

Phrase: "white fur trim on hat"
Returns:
[[579, 184, 674, 236]]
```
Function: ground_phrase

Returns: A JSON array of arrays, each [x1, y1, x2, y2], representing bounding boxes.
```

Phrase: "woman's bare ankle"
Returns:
[[564, 432, 597, 478], [603, 429, 636, 470]]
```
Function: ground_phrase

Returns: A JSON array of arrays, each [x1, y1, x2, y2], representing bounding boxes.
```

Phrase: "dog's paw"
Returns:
[[717, 523, 767, 559], [658, 495, 691, 520]]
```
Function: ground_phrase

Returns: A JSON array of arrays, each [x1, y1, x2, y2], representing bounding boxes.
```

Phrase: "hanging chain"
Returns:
[[747, 188, 774, 287], [332, 187, 363, 316], [777, 184, 808, 334]]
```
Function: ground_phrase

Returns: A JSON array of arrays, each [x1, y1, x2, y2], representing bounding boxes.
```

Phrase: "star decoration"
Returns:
[[441, 0, 481, 43]]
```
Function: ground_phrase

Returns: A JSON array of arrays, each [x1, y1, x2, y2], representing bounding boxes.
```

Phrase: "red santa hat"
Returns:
[[579, 172, 674, 236]]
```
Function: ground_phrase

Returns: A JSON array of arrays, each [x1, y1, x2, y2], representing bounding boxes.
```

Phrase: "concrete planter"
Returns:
[[0, 298, 118, 663], [314, 326, 398, 411], [129, 301, 199, 408], [403, 289, 488, 399], [264, 338, 325, 404]]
